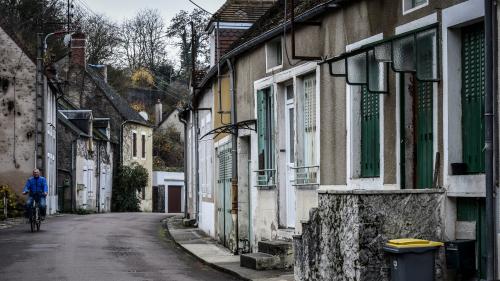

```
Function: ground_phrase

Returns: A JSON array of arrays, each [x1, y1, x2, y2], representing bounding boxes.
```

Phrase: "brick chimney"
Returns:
[[70, 32, 86, 67], [155, 99, 163, 126]]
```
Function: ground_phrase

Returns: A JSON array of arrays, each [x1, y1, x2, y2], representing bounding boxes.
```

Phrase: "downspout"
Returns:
[[195, 110, 201, 223], [227, 58, 238, 254], [71, 139, 76, 212], [484, 0, 497, 279], [96, 141, 101, 213], [179, 112, 189, 218]]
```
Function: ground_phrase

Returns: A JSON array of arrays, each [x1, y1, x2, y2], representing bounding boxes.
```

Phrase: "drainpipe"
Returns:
[[179, 112, 189, 218], [96, 141, 101, 213], [484, 0, 497, 279], [227, 58, 239, 254], [194, 110, 201, 223], [71, 139, 76, 212]]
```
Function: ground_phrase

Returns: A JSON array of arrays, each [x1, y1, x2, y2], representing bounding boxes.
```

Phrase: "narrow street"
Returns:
[[0, 213, 240, 281]]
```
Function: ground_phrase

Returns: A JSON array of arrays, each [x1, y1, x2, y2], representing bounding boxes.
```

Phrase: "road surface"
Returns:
[[0, 213, 240, 281]]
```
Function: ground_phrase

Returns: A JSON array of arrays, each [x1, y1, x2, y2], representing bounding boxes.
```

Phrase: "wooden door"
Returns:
[[167, 185, 182, 213]]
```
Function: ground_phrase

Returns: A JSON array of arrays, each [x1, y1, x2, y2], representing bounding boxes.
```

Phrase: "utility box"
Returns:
[[445, 240, 476, 279], [383, 238, 443, 281]]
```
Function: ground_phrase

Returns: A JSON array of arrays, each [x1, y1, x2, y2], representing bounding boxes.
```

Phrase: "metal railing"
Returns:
[[292, 165, 320, 186], [254, 169, 276, 188]]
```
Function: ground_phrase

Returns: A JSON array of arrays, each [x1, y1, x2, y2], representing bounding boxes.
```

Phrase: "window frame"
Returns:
[[402, 0, 429, 15], [265, 37, 284, 73], [132, 131, 137, 158], [141, 132, 146, 159]]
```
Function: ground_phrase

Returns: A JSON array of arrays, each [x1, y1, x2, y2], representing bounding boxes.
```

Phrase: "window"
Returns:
[[132, 132, 137, 157], [302, 76, 316, 167], [360, 86, 380, 177], [141, 134, 146, 159], [462, 23, 485, 173], [266, 37, 283, 71], [257, 87, 275, 171], [403, 0, 428, 14]]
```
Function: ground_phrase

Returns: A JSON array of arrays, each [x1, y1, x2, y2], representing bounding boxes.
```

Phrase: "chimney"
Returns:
[[155, 99, 163, 126], [70, 32, 86, 67]]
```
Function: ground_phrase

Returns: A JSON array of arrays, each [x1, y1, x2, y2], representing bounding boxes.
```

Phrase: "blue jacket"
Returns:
[[23, 176, 48, 195]]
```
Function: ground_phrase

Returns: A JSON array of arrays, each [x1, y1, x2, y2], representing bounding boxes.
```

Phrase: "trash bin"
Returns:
[[383, 238, 443, 281]]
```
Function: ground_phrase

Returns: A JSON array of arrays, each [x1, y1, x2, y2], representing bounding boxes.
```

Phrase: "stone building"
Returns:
[[55, 32, 153, 212], [183, 0, 500, 279], [0, 22, 58, 214], [56, 102, 113, 213]]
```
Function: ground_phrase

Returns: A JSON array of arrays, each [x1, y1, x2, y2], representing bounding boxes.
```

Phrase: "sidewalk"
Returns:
[[164, 216, 294, 281]]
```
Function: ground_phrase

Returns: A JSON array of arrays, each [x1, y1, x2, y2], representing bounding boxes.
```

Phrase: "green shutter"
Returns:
[[416, 80, 433, 188], [257, 88, 275, 170], [462, 23, 485, 173], [360, 86, 380, 177], [456, 197, 486, 279], [257, 90, 266, 170], [416, 32, 434, 189]]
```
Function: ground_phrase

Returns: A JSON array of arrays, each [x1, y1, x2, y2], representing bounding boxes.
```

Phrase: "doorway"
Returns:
[[284, 84, 296, 227], [167, 185, 182, 213]]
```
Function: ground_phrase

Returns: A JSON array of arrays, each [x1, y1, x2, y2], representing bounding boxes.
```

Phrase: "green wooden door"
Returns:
[[416, 80, 433, 188], [462, 23, 485, 173], [456, 197, 486, 279], [217, 142, 232, 247], [416, 32, 434, 189], [361, 86, 380, 177]]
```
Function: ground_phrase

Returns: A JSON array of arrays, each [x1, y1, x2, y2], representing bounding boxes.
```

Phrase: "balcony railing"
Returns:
[[292, 165, 320, 186], [254, 169, 276, 189]]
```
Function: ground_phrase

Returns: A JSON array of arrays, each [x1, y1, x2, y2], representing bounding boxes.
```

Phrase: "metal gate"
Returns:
[[217, 142, 232, 247], [152, 185, 165, 213]]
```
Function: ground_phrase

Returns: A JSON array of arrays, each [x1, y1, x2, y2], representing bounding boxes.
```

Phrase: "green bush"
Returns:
[[0, 184, 23, 219], [112, 163, 149, 212]]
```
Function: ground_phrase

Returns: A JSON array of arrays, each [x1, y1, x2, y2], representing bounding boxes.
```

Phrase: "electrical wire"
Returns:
[[283, 0, 300, 67]]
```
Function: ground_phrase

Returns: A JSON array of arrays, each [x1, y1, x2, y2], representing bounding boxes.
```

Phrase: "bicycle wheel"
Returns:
[[30, 214, 35, 232], [35, 207, 40, 231]]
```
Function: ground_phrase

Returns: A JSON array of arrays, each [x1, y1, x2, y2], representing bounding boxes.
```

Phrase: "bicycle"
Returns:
[[27, 192, 42, 232]]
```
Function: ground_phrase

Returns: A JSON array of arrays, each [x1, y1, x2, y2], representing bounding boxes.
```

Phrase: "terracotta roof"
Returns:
[[208, 0, 277, 29]]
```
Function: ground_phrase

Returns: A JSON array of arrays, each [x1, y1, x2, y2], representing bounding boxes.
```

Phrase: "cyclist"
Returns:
[[22, 169, 48, 220]]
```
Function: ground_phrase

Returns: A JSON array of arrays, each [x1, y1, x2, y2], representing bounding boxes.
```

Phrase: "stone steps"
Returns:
[[240, 240, 294, 270]]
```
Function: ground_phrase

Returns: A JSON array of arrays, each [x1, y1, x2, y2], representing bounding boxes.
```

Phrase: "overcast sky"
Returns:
[[83, 0, 225, 23]]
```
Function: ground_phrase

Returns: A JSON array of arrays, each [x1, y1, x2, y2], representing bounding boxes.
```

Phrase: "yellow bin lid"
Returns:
[[386, 238, 444, 248]]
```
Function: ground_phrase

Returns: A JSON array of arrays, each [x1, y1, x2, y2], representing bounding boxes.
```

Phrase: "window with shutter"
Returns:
[[462, 23, 485, 173], [257, 88, 275, 170], [303, 76, 316, 166], [360, 86, 380, 177], [132, 132, 137, 157]]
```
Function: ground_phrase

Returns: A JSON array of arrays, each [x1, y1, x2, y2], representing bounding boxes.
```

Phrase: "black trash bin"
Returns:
[[383, 239, 443, 281]]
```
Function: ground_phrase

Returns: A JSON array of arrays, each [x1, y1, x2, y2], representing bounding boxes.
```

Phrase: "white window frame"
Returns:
[[441, 0, 485, 197], [402, 0, 429, 15], [253, 62, 320, 187], [345, 33, 387, 190], [265, 37, 284, 73]]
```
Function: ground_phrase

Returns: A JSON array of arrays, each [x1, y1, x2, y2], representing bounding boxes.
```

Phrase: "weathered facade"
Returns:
[[0, 24, 58, 214], [183, 0, 500, 279], [56, 33, 153, 212], [56, 108, 113, 213]]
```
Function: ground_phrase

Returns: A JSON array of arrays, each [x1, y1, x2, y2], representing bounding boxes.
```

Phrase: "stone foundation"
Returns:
[[294, 189, 445, 281]]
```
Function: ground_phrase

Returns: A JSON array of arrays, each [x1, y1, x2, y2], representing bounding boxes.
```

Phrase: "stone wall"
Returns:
[[294, 189, 445, 281]]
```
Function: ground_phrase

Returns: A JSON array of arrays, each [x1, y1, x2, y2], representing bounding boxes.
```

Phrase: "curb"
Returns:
[[161, 217, 252, 281]]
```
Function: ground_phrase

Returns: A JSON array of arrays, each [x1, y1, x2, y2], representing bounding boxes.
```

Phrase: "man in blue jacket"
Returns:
[[22, 169, 48, 219]]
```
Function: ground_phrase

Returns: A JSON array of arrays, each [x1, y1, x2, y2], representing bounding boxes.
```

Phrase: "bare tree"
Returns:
[[167, 8, 210, 78], [118, 8, 168, 73], [80, 14, 119, 65]]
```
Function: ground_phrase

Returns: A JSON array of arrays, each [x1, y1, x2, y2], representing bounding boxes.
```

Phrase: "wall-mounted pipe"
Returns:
[[484, 0, 497, 278], [179, 112, 189, 218], [227, 58, 239, 254]]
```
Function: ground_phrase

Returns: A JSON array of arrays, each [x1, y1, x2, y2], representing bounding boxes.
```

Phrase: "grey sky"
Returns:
[[83, 0, 225, 23]]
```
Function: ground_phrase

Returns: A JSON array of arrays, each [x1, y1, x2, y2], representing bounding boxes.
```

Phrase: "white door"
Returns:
[[285, 85, 296, 228]]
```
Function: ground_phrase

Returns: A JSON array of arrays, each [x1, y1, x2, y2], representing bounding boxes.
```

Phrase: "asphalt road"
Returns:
[[0, 213, 241, 281]]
